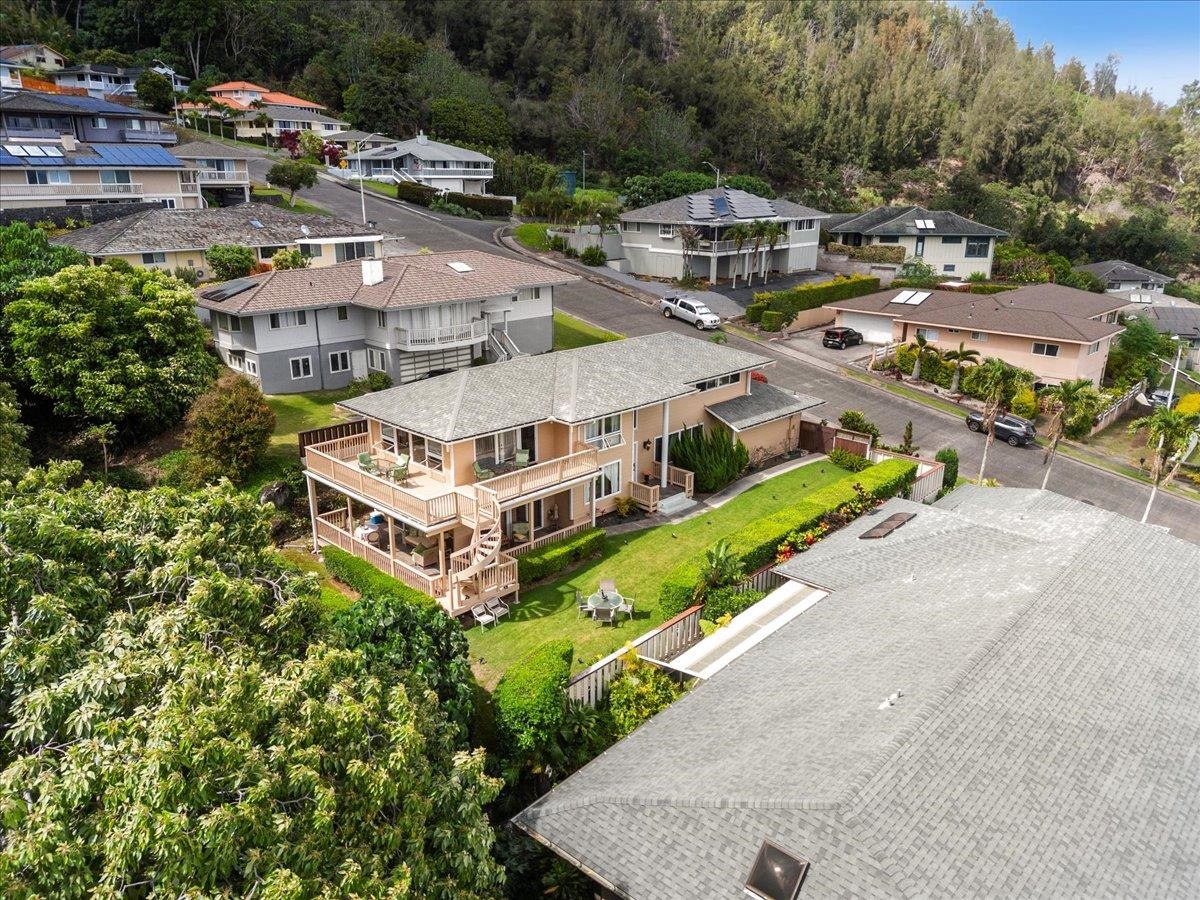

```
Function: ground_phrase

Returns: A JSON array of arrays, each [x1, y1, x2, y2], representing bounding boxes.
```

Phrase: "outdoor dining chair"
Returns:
[[485, 597, 510, 620], [389, 453, 410, 483], [471, 603, 496, 629], [358, 452, 380, 475], [599, 578, 616, 594], [515, 448, 531, 468], [593, 606, 616, 627], [576, 590, 591, 618], [616, 599, 634, 621], [474, 460, 495, 480]]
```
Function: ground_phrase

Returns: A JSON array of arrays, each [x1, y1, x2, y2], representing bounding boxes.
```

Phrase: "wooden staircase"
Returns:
[[448, 486, 518, 613]]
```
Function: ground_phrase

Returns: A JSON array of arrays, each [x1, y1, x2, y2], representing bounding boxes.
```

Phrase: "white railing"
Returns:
[[314, 512, 446, 596], [508, 521, 595, 556], [1, 181, 143, 197], [698, 237, 792, 253], [567, 605, 705, 707], [122, 128, 175, 143], [870, 449, 945, 504], [478, 445, 600, 503], [395, 318, 488, 350], [408, 166, 494, 178], [195, 169, 247, 183]]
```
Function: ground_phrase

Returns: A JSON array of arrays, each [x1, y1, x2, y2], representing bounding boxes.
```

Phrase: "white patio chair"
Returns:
[[485, 597, 510, 619], [599, 578, 616, 594], [593, 606, 616, 627], [616, 599, 634, 621], [471, 603, 496, 629]]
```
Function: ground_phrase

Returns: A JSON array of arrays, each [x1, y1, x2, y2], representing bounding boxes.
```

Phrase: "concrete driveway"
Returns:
[[782, 326, 875, 366]]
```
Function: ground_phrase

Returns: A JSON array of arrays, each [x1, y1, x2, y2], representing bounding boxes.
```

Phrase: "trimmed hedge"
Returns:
[[493, 638, 574, 755], [827, 242, 906, 263], [447, 191, 513, 217], [760, 310, 784, 332], [827, 447, 870, 472], [703, 587, 766, 620], [658, 459, 918, 618], [753, 274, 880, 325], [320, 545, 439, 609], [396, 181, 439, 206], [935, 447, 959, 487], [745, 301, 767, 324], [516, 527, 606, 584]]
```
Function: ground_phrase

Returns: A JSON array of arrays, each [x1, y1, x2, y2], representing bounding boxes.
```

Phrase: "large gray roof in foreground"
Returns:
[[339, 332, 776, 440], [516, 487, 1200, 899]]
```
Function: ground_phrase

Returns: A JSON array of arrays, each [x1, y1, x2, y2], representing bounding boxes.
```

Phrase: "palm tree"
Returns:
[[1128, 407, 1199, 522], [679, 225, 701, 280], [972, 358, 1029, 483], [908, 333, 931, 382], [727, 223, 752, 288], [941, 342, 981, 394], [1037, 378, 1102, 490], [760, 221, 784, 285]]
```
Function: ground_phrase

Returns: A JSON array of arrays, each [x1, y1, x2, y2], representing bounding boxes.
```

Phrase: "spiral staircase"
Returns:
[[448, 485, 518, 612]]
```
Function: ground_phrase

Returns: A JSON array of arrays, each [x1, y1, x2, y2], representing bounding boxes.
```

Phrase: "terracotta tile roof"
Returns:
[[196, 249, 578, 315]]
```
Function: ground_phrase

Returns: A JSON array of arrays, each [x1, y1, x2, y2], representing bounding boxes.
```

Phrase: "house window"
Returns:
[[258, 245, 286, 260], [376, 310, 387, 328], [1032, 342, 1060, 357], [336, 305, 349, 321], [969, 331, 987, 342], [99, 170, 132, 184], [621, 221, 641, 233], [943, 264, 956, 273], [1140, 281, 1156, 289], [127, 118, 142, 131], [1088, 340, 1102, 355], [659, 224, 676, 239], [26, 170, 70, 184], [964, 237, 990, 258], [584, 414, 622, 449], [1105, 311, 1118, 324], [367, 347, 386, 371], [92, 116, 107, 128], [141, 252, 167, 264], [475, 425, 535, 465], [1107, 281, 1121, 290], [878, 235, 900, 244], [527, 286, 542, 300], [289, 356, 313, 379], [696, 373, 739, 392], [335, 241, 370, 262], [298, 243, 323, 258], [245, 358, 258, 376], [941, 236, 962, 244], [425, 439, 444, 471], [160, 198, 176, 209], [584, 460, 620, 503], [216, 312, 241, 332], [228, 352, 244, 371], [915, 327, 939, 341], [329, 351, 350, 373], [269, 310, 307, 329]]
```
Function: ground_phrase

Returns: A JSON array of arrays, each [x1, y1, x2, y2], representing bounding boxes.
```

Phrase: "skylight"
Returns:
[[447, 261, 474, 273], [249, 219, 264, 228], [859, 511, 916, 539], [915, 218, 936, 229], [889, 290, 916, 304], [905, 291, 931, 305], [745, 839, 809, 900]]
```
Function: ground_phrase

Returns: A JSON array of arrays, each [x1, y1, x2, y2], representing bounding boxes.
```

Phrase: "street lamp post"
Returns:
[[705, 161, 721, 188], [1141, 336, 1184, 524], [357, 132, 382, 226]]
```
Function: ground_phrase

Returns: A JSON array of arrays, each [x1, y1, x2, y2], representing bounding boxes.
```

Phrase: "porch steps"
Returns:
[[658, 491, 698, 517]]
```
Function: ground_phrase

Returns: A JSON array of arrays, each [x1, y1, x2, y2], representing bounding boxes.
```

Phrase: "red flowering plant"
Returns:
[[319, 141, 343, 166], [775, 521, 829, 563], [751, 370, 768, 383], [278, 129, 301, 158]]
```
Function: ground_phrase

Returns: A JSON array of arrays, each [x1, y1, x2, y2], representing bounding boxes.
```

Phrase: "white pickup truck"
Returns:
[[660, 295, 722, 330]]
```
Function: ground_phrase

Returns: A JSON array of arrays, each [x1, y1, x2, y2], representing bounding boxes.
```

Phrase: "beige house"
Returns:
[[170, 141, 255, 204], [0, 44, 68, 72], [825, 206, 1007, 278], [303, 332, 822, 615], [828, 284, 1125, 386], [0, 135, 198, 209], [52, 203, 383, 280]]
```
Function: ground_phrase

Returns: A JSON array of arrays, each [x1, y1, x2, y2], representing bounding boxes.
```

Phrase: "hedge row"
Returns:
[[516, 527, 607, 584], [493, 638, 574, 755], [658, 459, 918, 618], [826, 242, 906, 264], [753, 274, 881, 325], [703, 587, 766, 620], [396, 181, 440, 205], [320, 545, 440, 609], [447, 192, 513, 217]]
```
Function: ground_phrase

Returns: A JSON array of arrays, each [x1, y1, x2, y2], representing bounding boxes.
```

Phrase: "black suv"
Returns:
[[823, 327, 864, 350], [966, 412, 1036, 447]]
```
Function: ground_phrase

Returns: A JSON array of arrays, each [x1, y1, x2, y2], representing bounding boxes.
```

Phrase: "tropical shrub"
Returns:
[[271, 248, 310, 270], [694, 539, 744, 601], [745, 301, 767, 323], [320, 545, 440, 609], [760, 310, 784, 331], [493, 639, 574, 755], [182, 376, 276, 484], [1175, 393, 1200, 417], [396, 181, 439, 206], [827, 447, 870, 471], [516, 527, 606, 583], [1010, 386, 1040, 419], [206, 243, 256, 280], [171, 265, 200, 286], [0, 222, 88, 305], [669, 427, 749, 493], [827, 242, 905, 263], [0, 382, 29, 482], [753, 274, 880, 324], [702, 586, 766, 620], [935, 447, 960, 486], [613, 495, 640, 517], [837, 409, 881, 442], [580, 245, 607, 266], [607, 652, 680, 737], [346, 371, 393, 396], [447, 192, 514, 217], [430, 197, 484, 219], [265, 158, 318, 202]]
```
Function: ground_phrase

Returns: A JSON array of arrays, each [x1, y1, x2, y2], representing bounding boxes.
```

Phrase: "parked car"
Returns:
[[1148, 389, 1176, 409], [822, 327, 864, 350], [965, 411, 1037, 446], [661, 295, 721, 329]]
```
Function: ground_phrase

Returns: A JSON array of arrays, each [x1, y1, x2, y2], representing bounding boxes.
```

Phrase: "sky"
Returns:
[[952, 0, 1200, 103]]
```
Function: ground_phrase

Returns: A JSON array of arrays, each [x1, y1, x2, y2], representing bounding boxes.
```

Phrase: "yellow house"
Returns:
[[303, 332, 823, 617]]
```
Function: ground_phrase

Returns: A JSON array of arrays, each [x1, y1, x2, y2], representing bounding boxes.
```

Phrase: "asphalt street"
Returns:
[[250, 159, 1200, 543]]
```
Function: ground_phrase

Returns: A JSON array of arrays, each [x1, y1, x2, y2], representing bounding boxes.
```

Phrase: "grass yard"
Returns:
[[513, 222, 552, 252], [279, 547, 355, 614], [466, 460, 851, 687], [266, 387, 356, 455], [353, 179, 396, 198], [553, 311, 622, 351], [250, 186, 329, 216]]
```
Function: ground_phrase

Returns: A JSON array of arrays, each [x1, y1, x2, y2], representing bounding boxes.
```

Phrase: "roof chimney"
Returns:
[[361, 257, 383, 286], [416, 130, 428, 145], [60, 133, 77, 152]]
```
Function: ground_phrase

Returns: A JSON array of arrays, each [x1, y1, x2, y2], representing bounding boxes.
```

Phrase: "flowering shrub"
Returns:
[[775, 522, 829, 563], [751, 371, 768, 383]]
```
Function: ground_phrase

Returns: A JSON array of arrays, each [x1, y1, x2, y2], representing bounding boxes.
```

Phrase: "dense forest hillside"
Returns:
[[4, 0, 1197, 273]]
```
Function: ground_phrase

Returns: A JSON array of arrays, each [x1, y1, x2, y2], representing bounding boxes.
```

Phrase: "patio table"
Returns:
[[587, 590, 624, 612]]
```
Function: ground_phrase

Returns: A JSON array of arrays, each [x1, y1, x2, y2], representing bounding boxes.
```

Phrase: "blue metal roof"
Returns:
[[0, 147, 22, 166]]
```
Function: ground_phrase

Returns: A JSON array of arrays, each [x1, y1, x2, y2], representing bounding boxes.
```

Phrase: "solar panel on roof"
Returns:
[[710, 193, 731, 217], [859, 511, 916, 539], [200, 277, 258, 302], [906, 291, 931, 305], [890, 290, 916, 304]]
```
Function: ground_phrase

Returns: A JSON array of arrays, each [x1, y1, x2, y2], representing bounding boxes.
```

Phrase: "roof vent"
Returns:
[[745, 839, 809, 900], [447, 260, 473, 273], [361, 257, 384, 286], [60, 133, 77, 152], [249, 218, 263, 229]]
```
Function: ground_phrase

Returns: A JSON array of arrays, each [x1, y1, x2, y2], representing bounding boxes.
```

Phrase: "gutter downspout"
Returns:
[[314, 307, 326, 390], [660, 399, 670, 488]]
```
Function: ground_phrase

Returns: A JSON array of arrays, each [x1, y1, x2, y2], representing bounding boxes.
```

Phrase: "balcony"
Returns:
[[121, 128, 177, 144], [405, 166, 494, 179], [1, 181, 142, 198], [194, 169, 248, 184], [698, 236, 793, 254], [0, 127, 65, 140], [478, 444, 600, 505], [395, 318, 488, 351]]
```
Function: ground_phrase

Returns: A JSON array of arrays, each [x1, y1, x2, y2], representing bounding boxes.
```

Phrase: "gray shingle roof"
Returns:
[[620, 187, 826, 225], [1134, 304, 1200, 340], [347, 136, 493, 164], [339, 332, 777, 440], [826, 205, 1007, 237], [170, 140, 261, 160], [516, 487, 1200, 899], [1075, 259, 1174, 284], [52, 203, 376, 255], [232, 105, 347, 125], [704, 382, 822, 431]]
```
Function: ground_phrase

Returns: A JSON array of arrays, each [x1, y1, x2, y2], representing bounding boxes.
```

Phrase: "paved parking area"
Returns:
[[782, 326, 875, 367], [713, 270, 834, 305]]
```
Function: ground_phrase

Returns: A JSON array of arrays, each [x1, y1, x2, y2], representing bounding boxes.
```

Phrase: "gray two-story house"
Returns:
[[617, 187, 827, 283], [1074, 259, 1175, 294], [0, 89, 176, 144], [196, 250, 577, 394]]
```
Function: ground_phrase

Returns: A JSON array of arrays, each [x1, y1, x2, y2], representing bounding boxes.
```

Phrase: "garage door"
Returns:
[[838, 312, 893, 344]]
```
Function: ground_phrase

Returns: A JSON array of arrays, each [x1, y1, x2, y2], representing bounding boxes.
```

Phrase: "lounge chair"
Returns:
[[599, 578, 616, 594], [474, 460, 495, 480], [485, 597, 510, 619], [616, 599, 634, 621], [515, 448, 531, 468], [470, 604, 496, 629], [593, 606, 616, 626], [358, 452, 380, 475], [389, 453, 410, 483], [512, 521, 531, 544]]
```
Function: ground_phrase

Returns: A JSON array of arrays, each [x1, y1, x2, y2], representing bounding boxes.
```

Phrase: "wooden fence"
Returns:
[[567, 605, 704, 707], [1089, 380, 1145, 436], [298, 418, 367, 456], [798, 422, 873, 456]]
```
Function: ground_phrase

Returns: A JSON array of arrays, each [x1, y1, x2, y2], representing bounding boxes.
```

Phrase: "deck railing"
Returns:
[[1, 181, 143, 197], [667, 465, 695, 498], [628, 480, 660, 513], [395, 318, 488, 350], [870, 448, 945, 504], [305, 432, 459, 526], [567, 605, 705, 707], [314, 512, 447, 596], [479, 444, 599, 503], [508, 521, 595, 556]]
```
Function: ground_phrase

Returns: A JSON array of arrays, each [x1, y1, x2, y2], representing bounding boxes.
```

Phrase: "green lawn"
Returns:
[[266, 387, 356, 454], [553, 311, 622, 351], [250, 186, 329, 216], [467, 461, 851, 687], [513, 222, 552, 252]]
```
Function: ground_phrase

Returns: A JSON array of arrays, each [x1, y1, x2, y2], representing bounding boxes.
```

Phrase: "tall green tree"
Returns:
[[1038, 378, 1103, 490], [266, 158, 319, 205], [134, 68, 174, 113], [972, 358, 1032, 483], [0, 222, 87, 306], [1128, 407, 1198, 522], [942, 342, 981, 393]]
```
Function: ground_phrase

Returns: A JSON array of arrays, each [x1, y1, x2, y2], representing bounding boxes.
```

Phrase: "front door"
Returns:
[[915, 236, 925, 257], [350, 349, 367, 378]]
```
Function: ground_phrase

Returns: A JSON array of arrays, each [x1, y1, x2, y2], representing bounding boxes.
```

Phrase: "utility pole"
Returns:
[[581, 149, 587, 192], [706, 161, 721, 188], [1141, 337, 1184, 524], [359, 132, 382, 225]]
